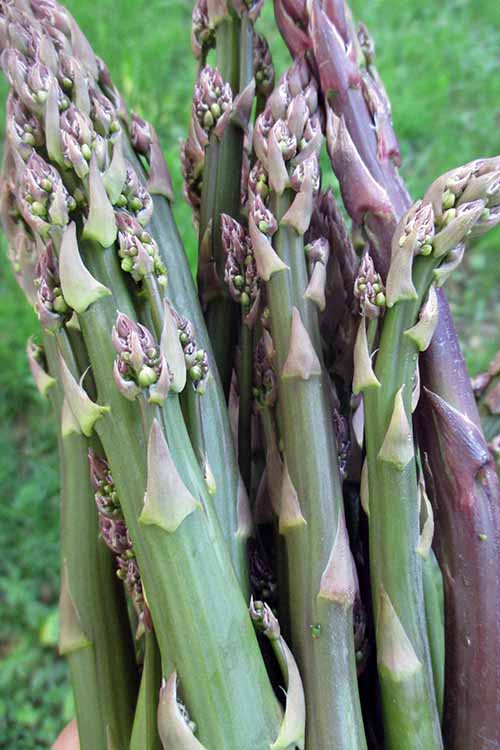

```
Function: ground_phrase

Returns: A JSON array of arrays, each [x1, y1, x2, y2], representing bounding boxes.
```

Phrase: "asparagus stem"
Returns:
[[422, 550, 445, 721], [268, 191, 366, 750], [44, 333, 138, 750], [309, 3, 500, 739], [238, 321, 253, 490], [130, 631, 162, 750], [361, 167, 498, 743], [366, 317, 378, 352], [180, 388, 205, 468], [311, 9, 500, 736], [363, 258, 442, 749], [75, 240, 282, 749], [197, 13, 253, 394]]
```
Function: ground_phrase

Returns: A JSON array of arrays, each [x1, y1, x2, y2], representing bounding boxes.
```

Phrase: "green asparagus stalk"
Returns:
[[250, 58, 366, 749], [422, 549, 445, 720], [87, 445, 162, 749], [295, 3, 500, 741], [357, 159, 500, 749], [221, 213, 262, 491], [418, 320, 500, 748], [189, 1, 257, 394], [126, 131, 249, 588], [129, 631, 162, 750], [26, 329, 138, 750]]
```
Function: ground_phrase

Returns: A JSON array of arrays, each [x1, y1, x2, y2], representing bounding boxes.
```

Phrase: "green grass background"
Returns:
[[0, 0, 499, 746]]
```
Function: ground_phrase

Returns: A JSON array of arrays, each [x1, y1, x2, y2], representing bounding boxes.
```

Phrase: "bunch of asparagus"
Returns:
[[1, 0, 499, 748]]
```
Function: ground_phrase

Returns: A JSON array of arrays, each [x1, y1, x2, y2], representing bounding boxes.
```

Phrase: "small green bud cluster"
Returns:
[[34, 243, 70, 327], [116, 211, 167, 287], [112, 313, 171, 403], [222, 214, 261, 317], [115, 166, 154, 226], [253, 334, 277, 408], [174, 311, 210, 394], [354, 252, 386, 318], [193, 66, 232, 134]]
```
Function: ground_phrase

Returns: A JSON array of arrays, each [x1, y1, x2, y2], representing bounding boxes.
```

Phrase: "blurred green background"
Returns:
[[0, 0, 499, 746]]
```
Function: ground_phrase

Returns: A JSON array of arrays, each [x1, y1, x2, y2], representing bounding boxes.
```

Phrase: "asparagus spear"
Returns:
[[28, 335, 139, 750], [88, 447, 162, 750], [357, 159, 500, 749], [189, 0, 257, 394], [249, 57, 367, 750], [73, 243, 282, 749]]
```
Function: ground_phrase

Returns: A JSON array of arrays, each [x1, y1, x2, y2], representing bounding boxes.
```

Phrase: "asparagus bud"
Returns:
[[193, 65, 232, 135], [60, 104, 94, 177], [222, 213, 261, 323], [120, 163, 154, 225], [180, 119, 206, 221], [112, 313, 171, 403], [18, 152, 71, 235], [173, 310, 210, 394], [254, 334, 277, 408], [304, 236, 329, 310], [191, 0, 214, 60], [115, 210, 167, 285], [2, 47, 65, 115], [254, 33, 275, 100], [129, 112, 174, 200], [6, 92, 44, 158], [34, 242, 69, 327], [89, 84, 118, 136], [353, 252, 386, 319]]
